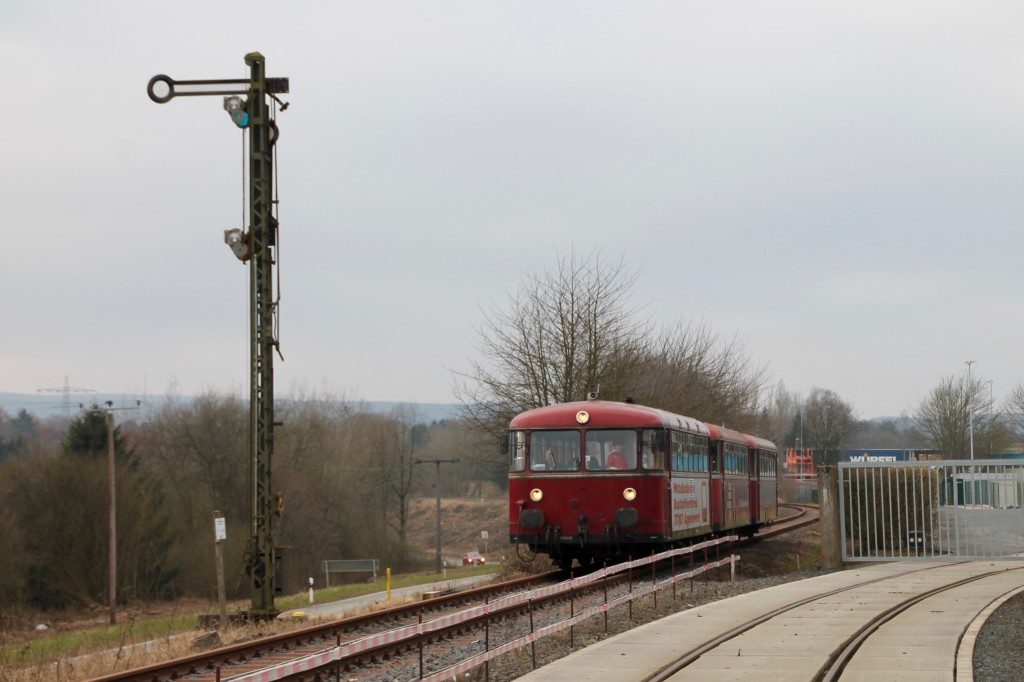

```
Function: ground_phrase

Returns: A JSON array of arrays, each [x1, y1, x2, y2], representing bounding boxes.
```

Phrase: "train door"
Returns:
[[709, 440, 724, 531], [749, 449, 759, 525]]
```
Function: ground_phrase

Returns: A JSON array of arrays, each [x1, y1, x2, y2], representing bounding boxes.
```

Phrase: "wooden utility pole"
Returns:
[[106, 410, 116, 626], [81, 400, 140, 626]]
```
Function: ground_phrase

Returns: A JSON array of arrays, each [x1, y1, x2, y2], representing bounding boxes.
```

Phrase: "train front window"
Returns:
[[585, 430, 638, 470], [529, 431, 580, 472]]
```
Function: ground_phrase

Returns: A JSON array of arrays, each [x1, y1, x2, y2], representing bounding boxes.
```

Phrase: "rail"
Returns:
[[225, 535, 740, 682], [85, 508, 815, 682]]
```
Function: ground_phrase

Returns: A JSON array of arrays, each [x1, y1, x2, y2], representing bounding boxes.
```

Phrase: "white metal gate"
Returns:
[[838, 460, 1024, 561]]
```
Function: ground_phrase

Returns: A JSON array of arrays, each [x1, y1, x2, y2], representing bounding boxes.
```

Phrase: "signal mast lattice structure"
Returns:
[[147, 53, 289, 618]]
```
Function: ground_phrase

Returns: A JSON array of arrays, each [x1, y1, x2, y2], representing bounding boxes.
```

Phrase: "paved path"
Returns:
[[276, 573, 495, 620], [515, 561, 1024, 682]]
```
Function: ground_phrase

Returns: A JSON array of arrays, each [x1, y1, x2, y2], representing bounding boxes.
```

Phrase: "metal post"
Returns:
[[965, 361, 976, 464], [435, 466, 441, 572], [415, 458, 459, 573], [485, 595, 491, 682], [246, 51, 278, 619]]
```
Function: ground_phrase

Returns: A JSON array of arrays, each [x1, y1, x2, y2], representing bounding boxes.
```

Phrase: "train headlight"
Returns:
[[530, 488, 544, 502], [623, 487, 637, 502]]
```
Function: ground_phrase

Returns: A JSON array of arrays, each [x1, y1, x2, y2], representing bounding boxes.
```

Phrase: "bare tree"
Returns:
[[1003, 383, 1024, 448], [372, 405, 423, 567], [631, 321, 769, 431], [755, 380, 803, 448], [456, 250, 771, 440], [803, 387, 858, 464], [456, 249, 651, 436], [916, 373, 996, 459]]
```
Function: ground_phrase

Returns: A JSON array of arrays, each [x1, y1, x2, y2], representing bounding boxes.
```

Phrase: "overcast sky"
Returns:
[[3, 2, 1022, 419]]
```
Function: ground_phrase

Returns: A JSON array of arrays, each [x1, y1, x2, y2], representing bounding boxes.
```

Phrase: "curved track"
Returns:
[[521, 560, 1024, 682]]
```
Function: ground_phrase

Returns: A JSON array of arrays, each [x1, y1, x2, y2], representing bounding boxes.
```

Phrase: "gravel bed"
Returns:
[[972, 591, 1024, 682]]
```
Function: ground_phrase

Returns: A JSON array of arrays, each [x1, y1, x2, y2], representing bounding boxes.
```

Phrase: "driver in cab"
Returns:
[[606, 441, 628, 470]]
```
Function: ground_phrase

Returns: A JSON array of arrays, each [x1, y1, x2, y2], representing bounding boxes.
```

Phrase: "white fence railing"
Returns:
[[838, 460, 1024, 561], [231, 536, 740, 682]]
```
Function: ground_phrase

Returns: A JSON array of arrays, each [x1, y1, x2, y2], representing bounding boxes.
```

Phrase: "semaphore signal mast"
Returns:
[[147, 53, 289, 619]]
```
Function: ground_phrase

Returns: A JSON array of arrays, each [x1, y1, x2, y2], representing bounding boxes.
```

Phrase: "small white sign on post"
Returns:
[[213, 512, 228, 628]]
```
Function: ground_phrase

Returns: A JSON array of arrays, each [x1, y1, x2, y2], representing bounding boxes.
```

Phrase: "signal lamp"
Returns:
[[224, 95, 249, 128], [224, 228, 250, 261]]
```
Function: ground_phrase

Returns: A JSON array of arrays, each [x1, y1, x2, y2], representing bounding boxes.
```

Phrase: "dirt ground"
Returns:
[[0, 496, 510, 645], [407, 495, 509, 564]]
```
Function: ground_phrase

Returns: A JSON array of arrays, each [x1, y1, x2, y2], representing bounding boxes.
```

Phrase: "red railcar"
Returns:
[[506, 399, 777, 569]]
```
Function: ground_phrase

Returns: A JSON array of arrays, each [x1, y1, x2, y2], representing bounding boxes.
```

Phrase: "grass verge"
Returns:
[[2, 564, 499, 669]]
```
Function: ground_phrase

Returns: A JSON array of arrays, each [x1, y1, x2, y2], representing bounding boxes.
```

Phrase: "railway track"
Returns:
[[84, 572, 560, 682], [637, 561, 1024, 682], [84, 509, 814, 682], [765, 502, 819, 536]]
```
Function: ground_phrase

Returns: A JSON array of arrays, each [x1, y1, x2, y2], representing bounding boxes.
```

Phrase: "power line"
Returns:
[[37, 376, 95, 417]]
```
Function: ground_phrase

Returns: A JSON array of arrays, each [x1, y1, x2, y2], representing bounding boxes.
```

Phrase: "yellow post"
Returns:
[[387, 567, 392, 601]]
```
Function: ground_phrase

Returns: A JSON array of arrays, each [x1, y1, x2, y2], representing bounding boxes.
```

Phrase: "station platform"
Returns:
[[515, 561, 1024, 682]]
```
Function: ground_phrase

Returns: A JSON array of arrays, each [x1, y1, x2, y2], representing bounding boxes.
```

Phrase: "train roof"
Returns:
[[704, 423, 777, 451], [510, 400, 777, 450], [509, 400, 710, 436]]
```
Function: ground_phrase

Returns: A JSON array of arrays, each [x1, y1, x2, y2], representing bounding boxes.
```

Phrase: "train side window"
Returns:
[[722, 442, 748, 475], [642, 428, 665, 470], [670, 430, 684, 470], [670, 431, 710, 472], [508, 431, 526, 472]]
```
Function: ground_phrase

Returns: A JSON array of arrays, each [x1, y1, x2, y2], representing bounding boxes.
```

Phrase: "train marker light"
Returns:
[[576, 410, 590, 424], [623, 487, 637, 501], [530, 488, 544, 502]]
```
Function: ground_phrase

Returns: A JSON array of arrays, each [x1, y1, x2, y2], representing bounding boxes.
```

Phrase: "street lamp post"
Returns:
[[964, 361, 976, 464], [985, 380, 994, 457], [415, 458, 459, 573]]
